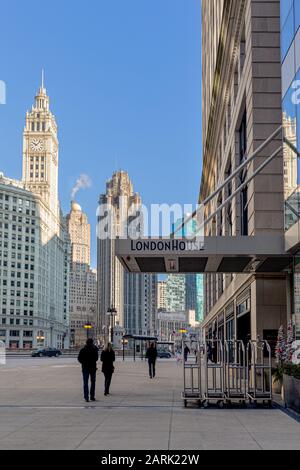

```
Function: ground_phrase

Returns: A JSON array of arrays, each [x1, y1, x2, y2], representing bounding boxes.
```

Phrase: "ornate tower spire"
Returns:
[[34, 69, 49, 111], [22, 76, 59, 222]]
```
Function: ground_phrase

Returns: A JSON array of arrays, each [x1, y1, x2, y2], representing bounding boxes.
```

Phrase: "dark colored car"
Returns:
[[32, 348, 62, 358], [157, 350, 172, 359]]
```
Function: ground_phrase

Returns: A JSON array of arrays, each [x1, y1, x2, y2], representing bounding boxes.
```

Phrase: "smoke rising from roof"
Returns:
[[71, 174, 92, 200]]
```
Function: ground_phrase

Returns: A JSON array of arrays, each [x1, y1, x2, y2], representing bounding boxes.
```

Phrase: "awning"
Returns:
[[116, 236, 293, 274]]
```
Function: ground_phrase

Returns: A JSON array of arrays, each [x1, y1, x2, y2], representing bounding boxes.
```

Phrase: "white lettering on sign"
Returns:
[[131, 239, 204, 253]]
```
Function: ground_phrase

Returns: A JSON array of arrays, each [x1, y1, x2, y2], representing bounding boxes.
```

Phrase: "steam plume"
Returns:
[[71, 174, 92, 200]]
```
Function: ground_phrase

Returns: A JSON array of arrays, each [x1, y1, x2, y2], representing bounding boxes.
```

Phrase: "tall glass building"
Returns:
[[172, 218, 204, 322], [281, 0, 300, 339], [165, 274, 186, 312]]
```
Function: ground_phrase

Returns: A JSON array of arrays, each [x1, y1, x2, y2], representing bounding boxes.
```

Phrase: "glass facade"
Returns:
[[281, 0, 300, 230], [185, 274, 204, 323], [172, 218, 204, 322]]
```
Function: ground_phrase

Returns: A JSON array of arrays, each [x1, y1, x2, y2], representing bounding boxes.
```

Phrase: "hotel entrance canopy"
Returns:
[[116, 236, 293, 274], [114, 127, 300, 275]]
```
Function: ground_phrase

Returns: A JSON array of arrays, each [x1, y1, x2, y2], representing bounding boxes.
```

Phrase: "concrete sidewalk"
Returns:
[[0, 358, 299, 450]]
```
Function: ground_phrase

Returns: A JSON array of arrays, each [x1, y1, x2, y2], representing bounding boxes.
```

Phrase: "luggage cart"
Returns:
[[246, 340, 272, 407], [181, 340, 203, 408], [224, 340, 247, 405], [203, 340, 225, 408]]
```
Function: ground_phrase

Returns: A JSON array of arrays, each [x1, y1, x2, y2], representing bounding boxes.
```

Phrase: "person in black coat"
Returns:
[[101, 343, 115, 396], [146, 343, 158, 379], [184, 344, 191, 362], [78, 338, 99, 402]]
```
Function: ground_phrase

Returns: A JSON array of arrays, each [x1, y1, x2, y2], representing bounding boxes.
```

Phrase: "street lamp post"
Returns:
[[106, 307, 117, 345], [84, 323, 93, 340]]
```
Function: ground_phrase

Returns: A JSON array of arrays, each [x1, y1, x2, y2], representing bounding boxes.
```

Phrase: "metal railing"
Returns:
[[182, 339, 272, 408]]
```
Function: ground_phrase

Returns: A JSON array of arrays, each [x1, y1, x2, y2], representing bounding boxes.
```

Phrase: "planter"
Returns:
[[283, 374, 300, 413]]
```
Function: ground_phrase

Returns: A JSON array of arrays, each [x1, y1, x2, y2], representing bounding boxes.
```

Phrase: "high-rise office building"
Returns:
[[172, 218, 204, 322], [97, 171, 157, 339], [201, 0, 286, 343], [185, 274, 204, 323], [165, 275, 186, 312], [66, 202, 97, 347], [0, 79, 70, 349], [157, 280, 167, 311]]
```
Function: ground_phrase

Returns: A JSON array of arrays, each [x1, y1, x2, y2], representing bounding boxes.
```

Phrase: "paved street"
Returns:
[[0, 358, 299, 450]]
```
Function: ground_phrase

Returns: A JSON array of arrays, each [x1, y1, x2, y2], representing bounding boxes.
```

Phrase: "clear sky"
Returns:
[[0, 0, 202, 267]]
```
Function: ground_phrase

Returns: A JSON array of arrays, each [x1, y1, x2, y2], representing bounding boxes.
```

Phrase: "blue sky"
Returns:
[[0, 0, 202, 267]]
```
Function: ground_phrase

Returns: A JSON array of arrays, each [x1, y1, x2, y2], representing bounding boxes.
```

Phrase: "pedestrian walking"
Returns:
[[184, 344, 190, 362], [207, 342, 213, 362], [146, 342, 158, 379], [78, 338, 99, 403], [101, 343, 115, 396]]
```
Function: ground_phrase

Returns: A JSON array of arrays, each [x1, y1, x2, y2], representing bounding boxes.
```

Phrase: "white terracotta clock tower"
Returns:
[[22, 73, 59, 220]]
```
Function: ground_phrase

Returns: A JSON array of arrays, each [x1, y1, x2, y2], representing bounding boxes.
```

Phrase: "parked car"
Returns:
[[157, 350, 172, 359], [32, 348, 62, 358]]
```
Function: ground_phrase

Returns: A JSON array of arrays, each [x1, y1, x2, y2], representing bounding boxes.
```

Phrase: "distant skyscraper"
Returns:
[[172, 217, 204, 322], [185, 274, 204, 323], [67, 202, 90, 266], [166, 275, 186, 312], [157, 281, 167, 310], [195, 275, 204, 323], [97, 171, 157, 338], [66, 202, 97, 347]]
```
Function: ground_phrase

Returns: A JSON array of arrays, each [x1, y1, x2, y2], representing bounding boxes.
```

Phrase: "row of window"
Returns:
[[0, 224, 36, 233], [1, 281, 35, 289], [1, 319, 34, 326], [1, 309, 33, 316], [0, 330, 33, 337], [0, 259, 35, 269], [1, 289, 34, 298], [0, 205, 36, 216], [0, 220, 36, 229], [29, 173, 45, 180], [0, 194, 35, 208], [2, 300, 34, 307], [30, 121, 46, 132], [0, 261, 36, 271], [0, 242, 35, 251]]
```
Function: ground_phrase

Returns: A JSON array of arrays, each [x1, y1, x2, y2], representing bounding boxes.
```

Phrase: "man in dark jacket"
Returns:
[[78, 338, 99, 402], [184, 344, 191, 362], [101, 343, 115, 396], [146, 343, 158, 379]]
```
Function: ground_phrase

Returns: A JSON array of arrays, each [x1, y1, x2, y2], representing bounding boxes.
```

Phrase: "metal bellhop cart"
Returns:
[[224, 340, 247, 405], [203, 339, 226, 408], [246, 340, 272, 407], [181, 340, 203, 408], [181, 338, 272, 408]]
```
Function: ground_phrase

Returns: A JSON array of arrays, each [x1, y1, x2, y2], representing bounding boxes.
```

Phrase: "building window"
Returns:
[[239, 111, 248, 236]]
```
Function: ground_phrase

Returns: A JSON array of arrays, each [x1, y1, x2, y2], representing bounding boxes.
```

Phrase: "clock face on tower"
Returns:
[[30, 138, 44, 152]]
